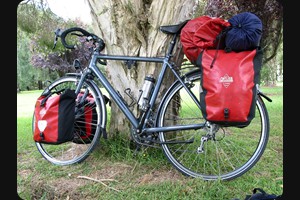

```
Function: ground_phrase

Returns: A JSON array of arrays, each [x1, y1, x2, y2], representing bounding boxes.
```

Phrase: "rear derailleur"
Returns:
[[197, 122, 224, 153]]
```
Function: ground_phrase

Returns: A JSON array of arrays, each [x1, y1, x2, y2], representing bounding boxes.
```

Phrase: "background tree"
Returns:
[[87, 0, 197, 136], [17, 0, 94, 90], [17, 29, 36, 91]]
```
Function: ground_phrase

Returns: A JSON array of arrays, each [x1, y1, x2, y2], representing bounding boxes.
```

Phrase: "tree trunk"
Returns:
[[87, 0, 196, 137]]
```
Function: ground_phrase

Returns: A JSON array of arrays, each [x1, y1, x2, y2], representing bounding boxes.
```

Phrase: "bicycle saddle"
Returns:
[[160, 19, 190, 34]]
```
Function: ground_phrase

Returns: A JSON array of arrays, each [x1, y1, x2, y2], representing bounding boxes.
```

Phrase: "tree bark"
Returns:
[[87, 0, 197, 137]]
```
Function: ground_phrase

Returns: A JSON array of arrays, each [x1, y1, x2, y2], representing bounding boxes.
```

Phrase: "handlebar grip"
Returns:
[[60, 27, 91, 49]]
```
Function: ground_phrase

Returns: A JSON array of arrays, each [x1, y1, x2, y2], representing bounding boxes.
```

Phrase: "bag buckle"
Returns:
[[224, 108, 229, 119]]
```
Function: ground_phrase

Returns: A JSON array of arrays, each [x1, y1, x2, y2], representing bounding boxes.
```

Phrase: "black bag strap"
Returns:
[[253, 188, 267, 195], [40, 88, 67, 107], [210, 26, 232, 68]]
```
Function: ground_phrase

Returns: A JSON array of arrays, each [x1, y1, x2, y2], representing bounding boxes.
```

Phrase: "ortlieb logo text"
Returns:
[[219, 74, 233, 88]]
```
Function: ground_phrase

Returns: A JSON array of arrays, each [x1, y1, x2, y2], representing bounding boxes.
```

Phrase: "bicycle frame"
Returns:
[[74, 34, 204, 136]]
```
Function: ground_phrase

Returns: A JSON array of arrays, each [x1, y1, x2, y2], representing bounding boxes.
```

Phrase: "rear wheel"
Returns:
[[32, 76, 105, 165], [156, 71, 270, 180]]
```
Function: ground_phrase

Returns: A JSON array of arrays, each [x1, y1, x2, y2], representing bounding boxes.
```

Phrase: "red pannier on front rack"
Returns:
[[33, 89, 76, 144], [198, 47, 263, 127]]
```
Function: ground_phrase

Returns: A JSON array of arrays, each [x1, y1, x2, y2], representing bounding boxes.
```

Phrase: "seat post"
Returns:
[[165, 34, 178, 59]]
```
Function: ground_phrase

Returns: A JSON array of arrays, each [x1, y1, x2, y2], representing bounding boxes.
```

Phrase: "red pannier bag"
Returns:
[[33, 89, 76, 144], [73, 92, 97, 144], [198, 47, 263, 127], [180, 15, 230, 64]]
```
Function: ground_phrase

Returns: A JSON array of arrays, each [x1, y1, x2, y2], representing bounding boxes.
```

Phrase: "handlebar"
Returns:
[[53, 27, 105, 52]]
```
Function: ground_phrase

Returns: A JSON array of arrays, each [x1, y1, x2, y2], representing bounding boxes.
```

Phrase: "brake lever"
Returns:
[[53, 28, 63, 49]]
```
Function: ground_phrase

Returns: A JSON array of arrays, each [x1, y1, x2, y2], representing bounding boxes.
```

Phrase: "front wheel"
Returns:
[[32, 76, 106, 165], [156, 70, 270, 180]]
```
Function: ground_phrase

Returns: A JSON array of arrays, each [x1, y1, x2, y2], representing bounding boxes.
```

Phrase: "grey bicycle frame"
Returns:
[[77, 34, 204, 134]]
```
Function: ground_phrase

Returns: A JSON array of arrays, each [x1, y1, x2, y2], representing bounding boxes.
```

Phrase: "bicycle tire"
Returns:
[[32, 76, 107, 165], [156, 70, 270, 180]]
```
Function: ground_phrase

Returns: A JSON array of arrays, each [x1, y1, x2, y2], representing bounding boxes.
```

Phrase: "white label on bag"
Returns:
[[219, 74, 233, 88], [38, 120, 47, 132]]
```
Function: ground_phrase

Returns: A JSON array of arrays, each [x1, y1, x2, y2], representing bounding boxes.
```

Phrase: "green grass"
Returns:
[[17, 86, 283, 200]]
